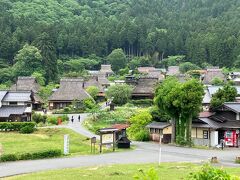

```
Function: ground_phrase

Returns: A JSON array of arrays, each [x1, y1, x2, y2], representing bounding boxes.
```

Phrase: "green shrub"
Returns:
[[134, 130, 150, 141], [32, 113, 47, 124], [47, 116, 58, 125], [0, 154, 18, 162], [20, 126, 35, 134], [63, 107, 71, 113], [83, 98, 96, 109], [128, 110, 152, 141], [0, 149, 62, 162], [59, 114, 68, 122], [131, 99, 153, 106], [0, 122, 36, 132], [188, 164, 234, 180]]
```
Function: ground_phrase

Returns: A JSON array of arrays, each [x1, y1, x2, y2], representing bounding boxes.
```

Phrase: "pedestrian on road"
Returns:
[[71, 116, 74, 123], [78, 115, 81, 122]]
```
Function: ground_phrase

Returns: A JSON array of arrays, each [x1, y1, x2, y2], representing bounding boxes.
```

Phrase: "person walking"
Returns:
[[71, 116, 74, 123], [78, 115, 81, 122]]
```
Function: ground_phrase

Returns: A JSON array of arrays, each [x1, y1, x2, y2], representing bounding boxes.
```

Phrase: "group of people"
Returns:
[[70, 115, 81, 123]]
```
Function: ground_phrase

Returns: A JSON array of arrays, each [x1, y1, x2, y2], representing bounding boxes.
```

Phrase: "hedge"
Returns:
[[131, 99, 153, 106], [0, 122, 36, 133], [0, 149, 62, 162]]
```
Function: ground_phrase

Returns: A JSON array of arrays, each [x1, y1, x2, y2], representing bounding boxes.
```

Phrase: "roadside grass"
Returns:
[[6, 162, 240, 180], [0, 128, 91, 156], [0, 128, 133, 158]]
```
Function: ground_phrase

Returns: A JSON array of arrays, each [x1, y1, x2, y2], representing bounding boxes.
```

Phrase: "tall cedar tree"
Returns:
[[34, 33, 58, 83]]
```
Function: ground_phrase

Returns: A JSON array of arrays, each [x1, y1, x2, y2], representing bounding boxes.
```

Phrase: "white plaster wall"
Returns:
[[211, 131, 218, 147]]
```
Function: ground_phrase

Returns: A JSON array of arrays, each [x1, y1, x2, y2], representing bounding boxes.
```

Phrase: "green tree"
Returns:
[[32, 72, 46, 86], [86, 86, 99, 100], [155, 78, 204, 145], [13, 44, 43, 77], [128, 110, 152, 141], [34, 33, 58, 83], [210, 85, 237, 109], [179, 62, 200, 73], [107, 49, 127, 72], [211, 77, 225, 86], [106, 84, 133, 105]]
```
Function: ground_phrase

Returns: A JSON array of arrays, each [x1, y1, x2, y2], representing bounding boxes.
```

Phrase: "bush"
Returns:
[[134, 130, 150, 141], [20, 126, 35, 134], [32, 113, 47, 124], [0, 122, 36, 133], [0, 154, 18, 162], [0, 149, 62, 162], [131, 99, 153, 106], [83, 98, 96, 109], [188, 164, 234, 180], [128, 110, 152, 141], [47, 116, 58, 125]]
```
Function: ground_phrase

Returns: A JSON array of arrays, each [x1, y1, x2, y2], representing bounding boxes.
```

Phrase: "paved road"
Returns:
[[1, 112, 240, 177], [66, 113, 100, 140]]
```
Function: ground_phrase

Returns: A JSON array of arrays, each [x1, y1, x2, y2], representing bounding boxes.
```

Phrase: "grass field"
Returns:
[[6, 163, 240, 180], [0, 128, 91, 156]]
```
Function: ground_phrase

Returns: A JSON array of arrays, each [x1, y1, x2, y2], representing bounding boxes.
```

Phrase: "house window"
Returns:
[[203, 130, 209, 139], [9, 102, 17, 105]]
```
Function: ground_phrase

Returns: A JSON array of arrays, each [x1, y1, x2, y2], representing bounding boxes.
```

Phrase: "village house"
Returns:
[[0, 91, 33, 122], [11, 76, 43, 110], [48, 78, 91, 110], [146, 121, 172, 143], [202, 85, 240, 111], [137, 67, 165, 81], [125, 76, 158, 99], [202, 67, 226, 85], [83, 76, 106, 98], [228, 72, 240, 85], [147, 103, 240, 147], [99, 64, 114, 77]]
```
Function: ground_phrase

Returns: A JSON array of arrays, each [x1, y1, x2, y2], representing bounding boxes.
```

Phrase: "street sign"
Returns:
[[64, 134, 69, 155]]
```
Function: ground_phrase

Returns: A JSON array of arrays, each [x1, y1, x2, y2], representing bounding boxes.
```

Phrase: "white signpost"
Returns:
[[64, 134, 70, 155], [159, 134, 163, 165]]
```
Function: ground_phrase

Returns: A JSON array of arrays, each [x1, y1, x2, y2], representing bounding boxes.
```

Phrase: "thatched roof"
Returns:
[[83, 77, 104, 92], [147, 69, 165, 81], [48, 78, 91, 101], [202, 68, 226, 84], [11, 77, 40, 93], [97, 73, 110, 85], [166, 66, 180, 76], [132, 77, 158, 95], [137, 67, 156, 74], [100, 65, 113, 74]]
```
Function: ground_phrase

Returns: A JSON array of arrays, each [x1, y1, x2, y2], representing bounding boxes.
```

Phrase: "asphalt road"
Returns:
[[1, 113, 240, 177]]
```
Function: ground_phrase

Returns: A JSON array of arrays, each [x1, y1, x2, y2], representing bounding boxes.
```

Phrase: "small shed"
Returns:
[[111, 124, 131, 148], [146, 121, 172, 143]]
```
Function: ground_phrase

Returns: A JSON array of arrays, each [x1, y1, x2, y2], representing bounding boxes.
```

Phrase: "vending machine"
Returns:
[[224, 130, 238, 147]]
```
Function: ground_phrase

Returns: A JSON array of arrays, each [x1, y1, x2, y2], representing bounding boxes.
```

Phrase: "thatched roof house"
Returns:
[[99, 65, 114, 76], [131, 77, 158, 99], [11, 77, 43, 109], [202, 68, 226, 85], [11, 77, 40, 93], [48, 78, 91, 110]]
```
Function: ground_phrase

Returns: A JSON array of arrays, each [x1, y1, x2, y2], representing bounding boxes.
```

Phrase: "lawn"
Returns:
[[6, 163, 240, 180], [0, 128, 91, 156]]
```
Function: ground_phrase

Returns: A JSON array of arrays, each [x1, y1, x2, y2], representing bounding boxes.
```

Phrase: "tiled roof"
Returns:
[[111, 124, 130, 130], [0, 91, 7, 102], [0, 106, 28, 118], [224, 102, 240, 113], [3, 91, 32, 102], [146, 121, 171, 129], [198, 111, 214, 118]]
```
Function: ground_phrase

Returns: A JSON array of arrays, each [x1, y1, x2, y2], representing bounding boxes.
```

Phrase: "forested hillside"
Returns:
[[1, 0, 240, 83]]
